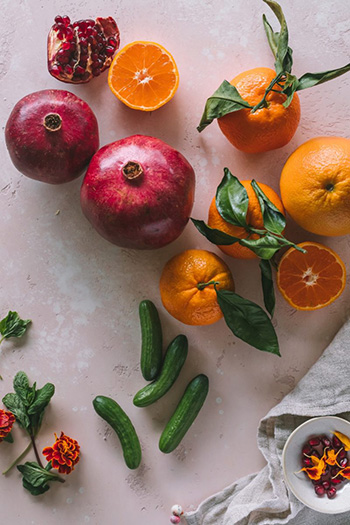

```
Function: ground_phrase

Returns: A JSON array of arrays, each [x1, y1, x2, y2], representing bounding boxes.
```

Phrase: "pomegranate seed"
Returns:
[[309, 437, 320, 447], [75, 65, 85, 75], [91, 53, 98, 62], [79, 58, 88, 68], [338, 449, 347, 459], [50, 65, 61, 75], [78, 21, 87, 31], [86, 27, 94, 36], [339, 457, 348, 467], [105, 46, 115, 56], [331, 478, 342, 485], [302, 444, 312, 455], [57, 31, 64, 40], [65, 65, 73, 75], [331, 466, 340, 476], [311, 449, 320, 458], [92, 28, 98, 36], [62, 42, 71, 50], [321, 437, 331, 448], [62, 16, 70, 26], [303, 458, 313, 467], [327, 487, 337, 499], [315, 485, 325, 496], [88, 36, 96, 46], [108, 36, 117, 46], [54, 15, 64, 24], [92, 68, 101, 77], [85, 19, 95, 26], [322, 481, 331, 490], [333, 436, 342, 449]]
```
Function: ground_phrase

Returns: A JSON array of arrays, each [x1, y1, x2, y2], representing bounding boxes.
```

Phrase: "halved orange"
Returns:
[[277, 242, 346, 310], [108, 41, 179, 111]]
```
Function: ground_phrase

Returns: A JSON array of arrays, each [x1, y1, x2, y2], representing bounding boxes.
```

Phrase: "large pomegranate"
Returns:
[[5, 90, 99, 184], [48, 15, 120, 84], [80, 135, 195, 249]]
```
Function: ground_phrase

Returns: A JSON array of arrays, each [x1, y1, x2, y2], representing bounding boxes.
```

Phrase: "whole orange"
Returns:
[[208, 181, 285, 259], [280, 137, 350, 236], [159, 249, 235, 325], [218, 67, 300, 154]]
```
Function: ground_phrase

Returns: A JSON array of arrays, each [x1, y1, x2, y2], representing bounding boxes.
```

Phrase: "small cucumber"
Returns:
[[133, 334, 188, 407], [93, 395, 141, 469], [139, 300, 163, 381], [159, 374, 209, 454]]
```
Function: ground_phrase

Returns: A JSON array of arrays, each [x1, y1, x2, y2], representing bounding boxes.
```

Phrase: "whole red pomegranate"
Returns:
[[48, 15, 120, 83], [5, 90, 99, 184], [80, 135, 195, 249]]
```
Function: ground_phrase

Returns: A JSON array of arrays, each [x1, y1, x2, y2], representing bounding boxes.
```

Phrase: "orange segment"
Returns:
[[108, 41, 179, 111], [277, 242, 346, 310]]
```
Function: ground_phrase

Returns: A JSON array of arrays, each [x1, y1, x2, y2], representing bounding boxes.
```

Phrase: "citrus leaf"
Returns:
[[216, 289, 280, 355], [191, 219, 239, 245], [216, 169, 249, 228], [197, 80, 252, 132], [262, 14, 279, 58], [250, 180, 286, 234], [260, 259, 276, 317], [282, 73, 299, 107], [263, 0, 293, 73], [239, 234, 283, 259], [296, 63, 350, 91]]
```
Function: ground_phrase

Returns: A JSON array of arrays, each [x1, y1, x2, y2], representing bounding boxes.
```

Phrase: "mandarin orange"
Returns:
[[159, 249, 235, 326], [217, 67, 300, 154], [208, 180, 285, 259]]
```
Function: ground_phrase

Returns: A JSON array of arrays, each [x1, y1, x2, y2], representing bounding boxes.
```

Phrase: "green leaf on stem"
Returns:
[[250, 180, 286, 234], [2, 393, 30, 431], [239, 234, 284, 259], [216, 288, 280, 355], [3, 432, 14, 444], [197, 80, 252, 132], [259, 259, 276, 317], [282, 73, 299, 107], [263, 0, 293, 74], [22, 477, 50, 496], [17, 461, 63, 495], [27, 383, 55, 416], [0, 311, 31, 341], [216, 168, 249, 228], [13, 371, 35, 406], [191, 219, 239, 245], [296, 63, 350, 91]]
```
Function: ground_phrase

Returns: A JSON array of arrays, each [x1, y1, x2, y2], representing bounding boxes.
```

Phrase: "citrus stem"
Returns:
[[251, 72, 284, 113], [197, 280, 220, 291], [2, 442, 32, 475]]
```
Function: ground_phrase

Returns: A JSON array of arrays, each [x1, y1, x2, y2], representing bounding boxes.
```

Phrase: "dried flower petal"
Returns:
[[333, 431, 350, 451], [42, 431, 80, 474], [337, 467, 350, 480], [297, 449, 328, 481], [326, 448, 342, 466], [0, 409, 16, 442]]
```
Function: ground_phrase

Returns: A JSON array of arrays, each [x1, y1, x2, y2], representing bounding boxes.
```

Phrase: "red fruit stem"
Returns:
[[43, 113, 62, 132], [122, 161, 143, 180]]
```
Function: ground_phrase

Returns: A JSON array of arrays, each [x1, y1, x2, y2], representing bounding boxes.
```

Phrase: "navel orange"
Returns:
[[108, 41, 179, 111], [280, 137, 350, 236], [207, 180, 285, 259], [217, 68, 300, 154], [159, 249, 235, 325], [277, 242, 346, 310]]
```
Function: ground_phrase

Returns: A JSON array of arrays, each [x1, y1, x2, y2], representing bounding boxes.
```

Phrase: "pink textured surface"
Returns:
[[1, 1, 350, 524]]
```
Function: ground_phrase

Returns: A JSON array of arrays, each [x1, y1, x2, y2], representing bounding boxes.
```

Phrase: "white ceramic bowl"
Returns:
[[282, 416, 350, 514]]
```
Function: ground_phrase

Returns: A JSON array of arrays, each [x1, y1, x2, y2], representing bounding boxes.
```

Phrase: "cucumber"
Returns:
[[93, 395, 141, 469], [159, 374, 209, 454], [133, 334, 188, 407], [139, 300, 163, 381]]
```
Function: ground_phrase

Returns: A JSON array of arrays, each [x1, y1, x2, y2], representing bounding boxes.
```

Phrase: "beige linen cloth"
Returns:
[[184, 319, 350, 525]]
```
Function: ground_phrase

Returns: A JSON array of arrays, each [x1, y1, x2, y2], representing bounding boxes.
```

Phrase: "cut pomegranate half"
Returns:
[[48, 15, 120, 84]]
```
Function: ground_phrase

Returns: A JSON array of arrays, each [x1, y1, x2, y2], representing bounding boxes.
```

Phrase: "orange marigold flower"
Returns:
[[0, 409, 15, 442], [42, 431, 80, 474]]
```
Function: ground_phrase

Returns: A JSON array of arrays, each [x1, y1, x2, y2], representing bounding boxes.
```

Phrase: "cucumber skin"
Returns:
[[159, 374, 209, 454], [139, 300, 163, 381], [93, 395, 141, 469], [133, 334, 188, 407]]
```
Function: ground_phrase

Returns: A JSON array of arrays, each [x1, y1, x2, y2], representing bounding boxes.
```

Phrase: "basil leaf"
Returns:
[[17, 461, 60, 495], [13, 371, 32, 406], [3, 432, 14, 443], [0, 311, 31, 340], [22, 478, 50, 496], [260, 259, 276, 317], [216, 168, 249, 227], [263, 0, 293, 74], [197, 80, 252, 132], [216, 289, 280, 355], [296, 63, 350, 91], [2, 393, 30, 431], [250, 180, 286, 234], [27, 383, 55, 416], [191, 219, 239, 245]]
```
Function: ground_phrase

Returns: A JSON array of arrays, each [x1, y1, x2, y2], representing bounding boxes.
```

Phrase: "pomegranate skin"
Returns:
[[5, 89, 99, 184], [80, 135, 195, 249]]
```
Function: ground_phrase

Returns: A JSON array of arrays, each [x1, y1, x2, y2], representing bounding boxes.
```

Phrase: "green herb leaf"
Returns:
[[216, 288, 280, 355], [260, 259, 276, 317], [197, 80, 252, 132], [216, 169, 249, 228], [191, 218, 239, 245], [17, 461, 62, 495], [3, 432, 14, 443], [263, 0, 293, 74], [296, 63, 350, 91], [2, 393, 30, 431], [27, 383, 55, 416], [22, 477, 50, 496], [0, 311, 31, 341], [250, 180, 286, 234], [13, 371, 32, 406]]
